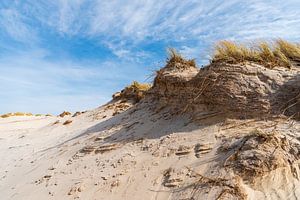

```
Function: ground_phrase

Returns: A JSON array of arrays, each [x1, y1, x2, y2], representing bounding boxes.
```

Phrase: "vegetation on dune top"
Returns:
[[58, 111, 72, 118], [129, 81, 152, 92], [1, 112, 33, 118], [0, 112, 53, 118], [276, 39, 300, 61], [212, 39, 300, 68], [113, 81, 152, 102], [164, 39, 300, 70], [165, 48, 197, 69]]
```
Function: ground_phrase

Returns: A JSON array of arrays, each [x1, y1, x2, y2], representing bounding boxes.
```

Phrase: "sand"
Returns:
[[0, 97, 300, 200]]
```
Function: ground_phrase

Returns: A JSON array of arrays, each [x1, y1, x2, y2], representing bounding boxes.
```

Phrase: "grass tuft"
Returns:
[[130, 81, 151, 91], [212, 39, 300, 68], [276, 39, 300, 61], [1, 113, 12, 118], [1, 112, 33, 118], [166, 48, 196, 69], [113, 81, 151, 102]]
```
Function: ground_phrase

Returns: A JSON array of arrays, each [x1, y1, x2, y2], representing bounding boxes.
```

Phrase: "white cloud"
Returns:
[[3, 0, 299, 59], [3, 1, 300, 44], [0, 8, 37, 43], [24, 0, 300, 59], [179, 46, 199, 59]]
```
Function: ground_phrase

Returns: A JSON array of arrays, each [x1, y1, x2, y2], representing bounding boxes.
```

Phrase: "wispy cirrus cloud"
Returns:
[[2, 1, 300, 58], [0, 8, 37, 46], [55, 1, 300, 58]]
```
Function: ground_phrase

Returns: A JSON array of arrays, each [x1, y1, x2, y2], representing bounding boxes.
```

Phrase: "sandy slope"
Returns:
[[0, 97, 300, 200]]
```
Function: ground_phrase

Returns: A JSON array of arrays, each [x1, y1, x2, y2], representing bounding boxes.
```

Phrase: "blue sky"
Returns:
[[0, 0, 300, 114]]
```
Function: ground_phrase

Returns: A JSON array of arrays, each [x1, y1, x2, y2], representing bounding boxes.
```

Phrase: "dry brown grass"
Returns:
[[15, 112, 33, 116], [1, 113, 12, 118], [58, 111, 71, 117], [166, 48, 196, 69], [124, 81, 151, 102], [112, 81, 151, 103], [212, 39, 300, 68], [276, 39, 300, 61], [130, 81, 151, 91], [1, 112, 33, 118]]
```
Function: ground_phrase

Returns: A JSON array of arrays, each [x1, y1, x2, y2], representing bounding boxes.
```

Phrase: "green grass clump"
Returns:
[[212, 39, 300, 68]]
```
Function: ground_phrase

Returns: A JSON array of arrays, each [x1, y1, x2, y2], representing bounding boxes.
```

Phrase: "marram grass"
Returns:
[[212, 40, 300, 68]]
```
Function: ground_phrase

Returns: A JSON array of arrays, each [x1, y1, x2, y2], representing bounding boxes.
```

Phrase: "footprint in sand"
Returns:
[[194, 143, 213, 158]]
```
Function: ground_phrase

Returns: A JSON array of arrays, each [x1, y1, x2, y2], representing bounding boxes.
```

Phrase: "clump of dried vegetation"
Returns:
[[222, 128, 300, 183], [130, 81, 152, 92], [58, 111, 72, 117], [113, 81, 151, 102], [165, 48, 197, 70], [212, 39, 300, 68], [1, 112, 33, 118]]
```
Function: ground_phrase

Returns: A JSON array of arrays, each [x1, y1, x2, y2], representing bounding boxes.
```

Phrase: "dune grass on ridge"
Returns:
[[0, 112, 33, 118], [212, 39, 300, 68], [166, 48, 197, 69]]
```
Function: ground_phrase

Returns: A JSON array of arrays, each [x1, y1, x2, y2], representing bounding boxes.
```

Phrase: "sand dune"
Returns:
[[1, 54, 300, 199]]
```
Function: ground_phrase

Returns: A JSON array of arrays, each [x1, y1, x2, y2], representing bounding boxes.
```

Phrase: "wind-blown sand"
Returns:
[[1, 98, 299, 200], [1, 59, 300, 199]]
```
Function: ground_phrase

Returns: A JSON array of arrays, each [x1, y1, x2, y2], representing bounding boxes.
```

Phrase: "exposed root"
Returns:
[[222, 129, 300, 183], [185, 167, 247, 200]]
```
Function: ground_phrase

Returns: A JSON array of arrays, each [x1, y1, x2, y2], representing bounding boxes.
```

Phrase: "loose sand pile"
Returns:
[[0, 55, 300, 200]]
